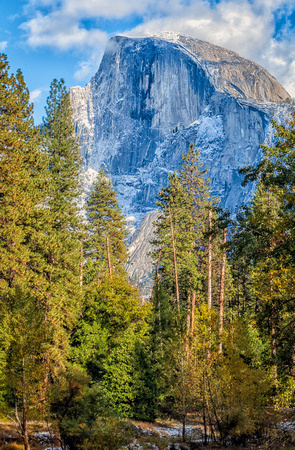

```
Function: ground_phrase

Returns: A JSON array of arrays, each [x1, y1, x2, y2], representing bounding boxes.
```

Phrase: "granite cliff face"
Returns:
[[70, 32, 293, 290]]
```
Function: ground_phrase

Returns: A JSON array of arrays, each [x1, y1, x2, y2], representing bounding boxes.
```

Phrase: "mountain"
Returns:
[[69, 32, 293, 293]]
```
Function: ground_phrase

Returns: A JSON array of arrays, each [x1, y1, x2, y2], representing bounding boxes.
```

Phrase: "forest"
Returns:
[[0, 53, 295, 450]]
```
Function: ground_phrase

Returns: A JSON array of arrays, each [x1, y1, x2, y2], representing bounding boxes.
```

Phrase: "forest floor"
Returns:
[[1, 416, 295, 449]]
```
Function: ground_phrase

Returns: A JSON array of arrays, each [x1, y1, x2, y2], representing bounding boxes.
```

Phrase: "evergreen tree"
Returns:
[[35, 79, 84, 395], [240, 113, 295, 266], [233, 114, 295, 397], [41, 77, 83, 330], [85, 168, 127, 283], [0, 54, 47, 293], [0, 54, 49, 450], [152, 144, 215, 312], [71, 276, 152, 418]]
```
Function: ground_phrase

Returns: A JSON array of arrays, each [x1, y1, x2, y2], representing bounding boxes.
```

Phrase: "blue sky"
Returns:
[[1, 0, 295, 124]]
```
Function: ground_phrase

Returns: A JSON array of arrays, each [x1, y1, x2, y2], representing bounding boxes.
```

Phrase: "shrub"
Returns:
[[49, 366, 111, 449], [82, 418, 135, 450]]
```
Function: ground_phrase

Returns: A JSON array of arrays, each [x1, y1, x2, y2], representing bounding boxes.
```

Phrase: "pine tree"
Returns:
[[42, 79, 82, 227], [41, 77, 83, 326], [240, 113, 295, 266], [35, 79, 84, 394], [0, 54, 49, 450], [152, 144, 214, 312], [231, 181, 295, 393], [0, 54, 47, 293], [85, 168, 127, 283], [235, 113, 295, 395]]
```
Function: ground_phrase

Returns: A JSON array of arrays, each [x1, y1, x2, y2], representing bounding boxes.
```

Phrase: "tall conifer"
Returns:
[[152, 145, 213, 309], [0, 54, 49, 450], [39, 78, 83, 373], [0, 54, 47, 292], [85, 168, 127, 283]]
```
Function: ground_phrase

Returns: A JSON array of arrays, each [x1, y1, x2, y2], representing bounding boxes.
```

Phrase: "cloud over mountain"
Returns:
[[19, 0, 295, 96]]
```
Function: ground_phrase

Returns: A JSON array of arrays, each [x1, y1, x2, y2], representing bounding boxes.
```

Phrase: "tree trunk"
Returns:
[[22, 404, 30, 450], [191, 291, 196, 337], [80, 246, 83, 287], [169, 205, 179, 310], [22, 357, 30, 450], [181, 355, 186, 442], [106, 236, 112, 279], [156, 249, 162, 279], [187, 294, 191, 335], [186, 295, 191, 358], [219, 228, 227, 354], [208, 208, 212, 310]]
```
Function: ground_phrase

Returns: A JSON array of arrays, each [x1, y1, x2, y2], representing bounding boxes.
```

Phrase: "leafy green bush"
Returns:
[[49, 365, 124, 450]]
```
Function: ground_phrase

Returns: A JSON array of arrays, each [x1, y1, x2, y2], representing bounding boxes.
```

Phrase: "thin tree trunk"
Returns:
[[208, 208, 212, 310], [181, 355, 186, 442], [219, 228, 227, 354], [186, 295, 191, 358], [106, 236, 112, 279], [159, 311, 164, 359], [191, 290, 196, 337], [80, 246, 83, 287], [40, 306, 49, 416], [202, 391, 207, 446], [187, 294, 191, 334], [96, 255, 100, 285], [22, 357, 30, 450], [156, 249, 162, 279], [242, 277, 246, 312], [22, 403, 30, 450], [169, 205, 179, 310]]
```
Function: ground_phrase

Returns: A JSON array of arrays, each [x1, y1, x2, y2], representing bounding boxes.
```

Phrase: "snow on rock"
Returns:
[[70, 33, 293, 293]]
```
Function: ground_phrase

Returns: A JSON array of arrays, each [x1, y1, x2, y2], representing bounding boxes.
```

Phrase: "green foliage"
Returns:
[[4, 289, 46, 406], [72, 275, 154, 419], [152, 144, 225, 318], [49, 366, 112, 450], [153, 145, 212, 305], [85, 168, 127, 283], [131, 341, 158, 421], [50, 366, 135, 450], [190, 311, 272, 445], [0, 55, 50, 447], [233, 114, 295, 398], [39, 78, 84, 372], [2, 52, 295, 449], [0, 54, 47, 293], [214, 323, 272, 443]]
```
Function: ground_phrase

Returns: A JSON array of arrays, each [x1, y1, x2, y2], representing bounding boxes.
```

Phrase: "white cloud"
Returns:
[[21, 11, 108, 51], [30, 88, 42, 101], [19, 0, 295, 96], [0, 41, 8, 51], [62, 0, 159, 19]]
